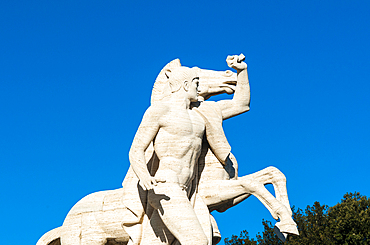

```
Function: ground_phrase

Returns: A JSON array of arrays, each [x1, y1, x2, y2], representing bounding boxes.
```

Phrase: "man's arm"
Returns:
[[129, 104, 166, 190], [216, 54, 250, 120]]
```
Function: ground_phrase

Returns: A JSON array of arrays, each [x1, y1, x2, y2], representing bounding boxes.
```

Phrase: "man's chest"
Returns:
[[160, 109, 205, 137]]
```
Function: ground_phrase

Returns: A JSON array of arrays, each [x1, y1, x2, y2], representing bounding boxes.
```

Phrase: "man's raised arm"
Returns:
[[129, 105, 166, 190], [217, 54, 250, 120]]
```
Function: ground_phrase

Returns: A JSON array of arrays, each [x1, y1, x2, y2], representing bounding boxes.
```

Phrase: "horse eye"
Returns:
[[225, 70, 233, 76]]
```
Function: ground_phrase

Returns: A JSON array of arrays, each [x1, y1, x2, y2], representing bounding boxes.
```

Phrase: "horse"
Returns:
[[37, 58, 297, 245]]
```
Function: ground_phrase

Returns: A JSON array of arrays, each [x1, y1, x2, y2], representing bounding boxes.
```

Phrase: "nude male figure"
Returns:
[[129, 66, 209, 245]]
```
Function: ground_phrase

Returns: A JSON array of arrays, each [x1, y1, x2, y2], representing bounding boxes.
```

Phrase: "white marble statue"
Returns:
[[37, 54, 298, 245]]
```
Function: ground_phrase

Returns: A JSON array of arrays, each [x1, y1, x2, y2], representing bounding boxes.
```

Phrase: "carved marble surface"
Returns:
[[37, 54, 298, 245]]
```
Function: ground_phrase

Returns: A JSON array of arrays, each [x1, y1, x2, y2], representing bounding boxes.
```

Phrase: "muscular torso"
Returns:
[[153, 105, 205, 187]]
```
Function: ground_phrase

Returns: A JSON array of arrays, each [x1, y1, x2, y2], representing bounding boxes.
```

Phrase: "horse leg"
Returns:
[[240, 166, 292, 216], [200, 178, 298, 235], [199, 168, 287, 217], [200, 178, 278, 218], [203, 163, 292, 217]]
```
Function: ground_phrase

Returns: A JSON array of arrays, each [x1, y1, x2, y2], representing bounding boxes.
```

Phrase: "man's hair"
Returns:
[[165, 67, 200, 93]]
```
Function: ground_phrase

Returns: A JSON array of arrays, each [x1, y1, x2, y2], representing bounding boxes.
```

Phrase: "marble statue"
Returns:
[[37, 54, 298, 245]]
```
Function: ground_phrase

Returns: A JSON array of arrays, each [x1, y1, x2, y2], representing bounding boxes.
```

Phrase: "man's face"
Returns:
[[188, 77, 199, 102]]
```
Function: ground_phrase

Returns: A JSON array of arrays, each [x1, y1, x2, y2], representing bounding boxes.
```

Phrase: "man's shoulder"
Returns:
[[145, 102, 170, 118], [198, 101, 222, 115]]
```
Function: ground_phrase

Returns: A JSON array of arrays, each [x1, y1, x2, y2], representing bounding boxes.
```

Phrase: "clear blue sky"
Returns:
[[1, 1, 369, 244]]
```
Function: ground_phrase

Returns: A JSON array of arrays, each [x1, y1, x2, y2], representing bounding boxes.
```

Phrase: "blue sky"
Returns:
[[1, 1, 369, 244]]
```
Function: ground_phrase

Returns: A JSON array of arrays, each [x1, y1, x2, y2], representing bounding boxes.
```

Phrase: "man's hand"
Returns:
[[139, 176, 166, 190], [217, 53, 250, 120], [226, 53, 247, 71]]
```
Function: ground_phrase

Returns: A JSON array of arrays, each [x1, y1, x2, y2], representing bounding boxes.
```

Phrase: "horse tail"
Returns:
[[36, 226, 61, 245]]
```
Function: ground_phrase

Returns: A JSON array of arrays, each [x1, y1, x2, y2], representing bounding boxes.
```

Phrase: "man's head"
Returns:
[[164, 66, 200, 101], [165, 66, 200, 92]]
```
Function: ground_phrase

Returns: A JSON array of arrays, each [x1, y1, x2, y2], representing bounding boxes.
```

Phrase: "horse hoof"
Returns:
[[274, 220, 299, 242]]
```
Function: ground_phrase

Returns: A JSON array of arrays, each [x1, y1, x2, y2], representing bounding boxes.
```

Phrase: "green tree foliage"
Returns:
[[223, 230, 257, 245], [224, 192, 369, 245], [327, 192, 370, 244]]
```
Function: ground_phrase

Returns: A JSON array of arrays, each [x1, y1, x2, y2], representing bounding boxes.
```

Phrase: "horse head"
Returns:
[[198, 68, 237, 101], [151, 59, 237, 104]]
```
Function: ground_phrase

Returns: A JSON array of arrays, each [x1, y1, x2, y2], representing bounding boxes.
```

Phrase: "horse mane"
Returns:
[[151, 58, 181, 104]]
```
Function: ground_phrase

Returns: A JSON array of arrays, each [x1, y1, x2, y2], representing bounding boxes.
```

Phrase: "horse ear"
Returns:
[[151, 59, 181, 104], [164, 68, 172, 79]]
